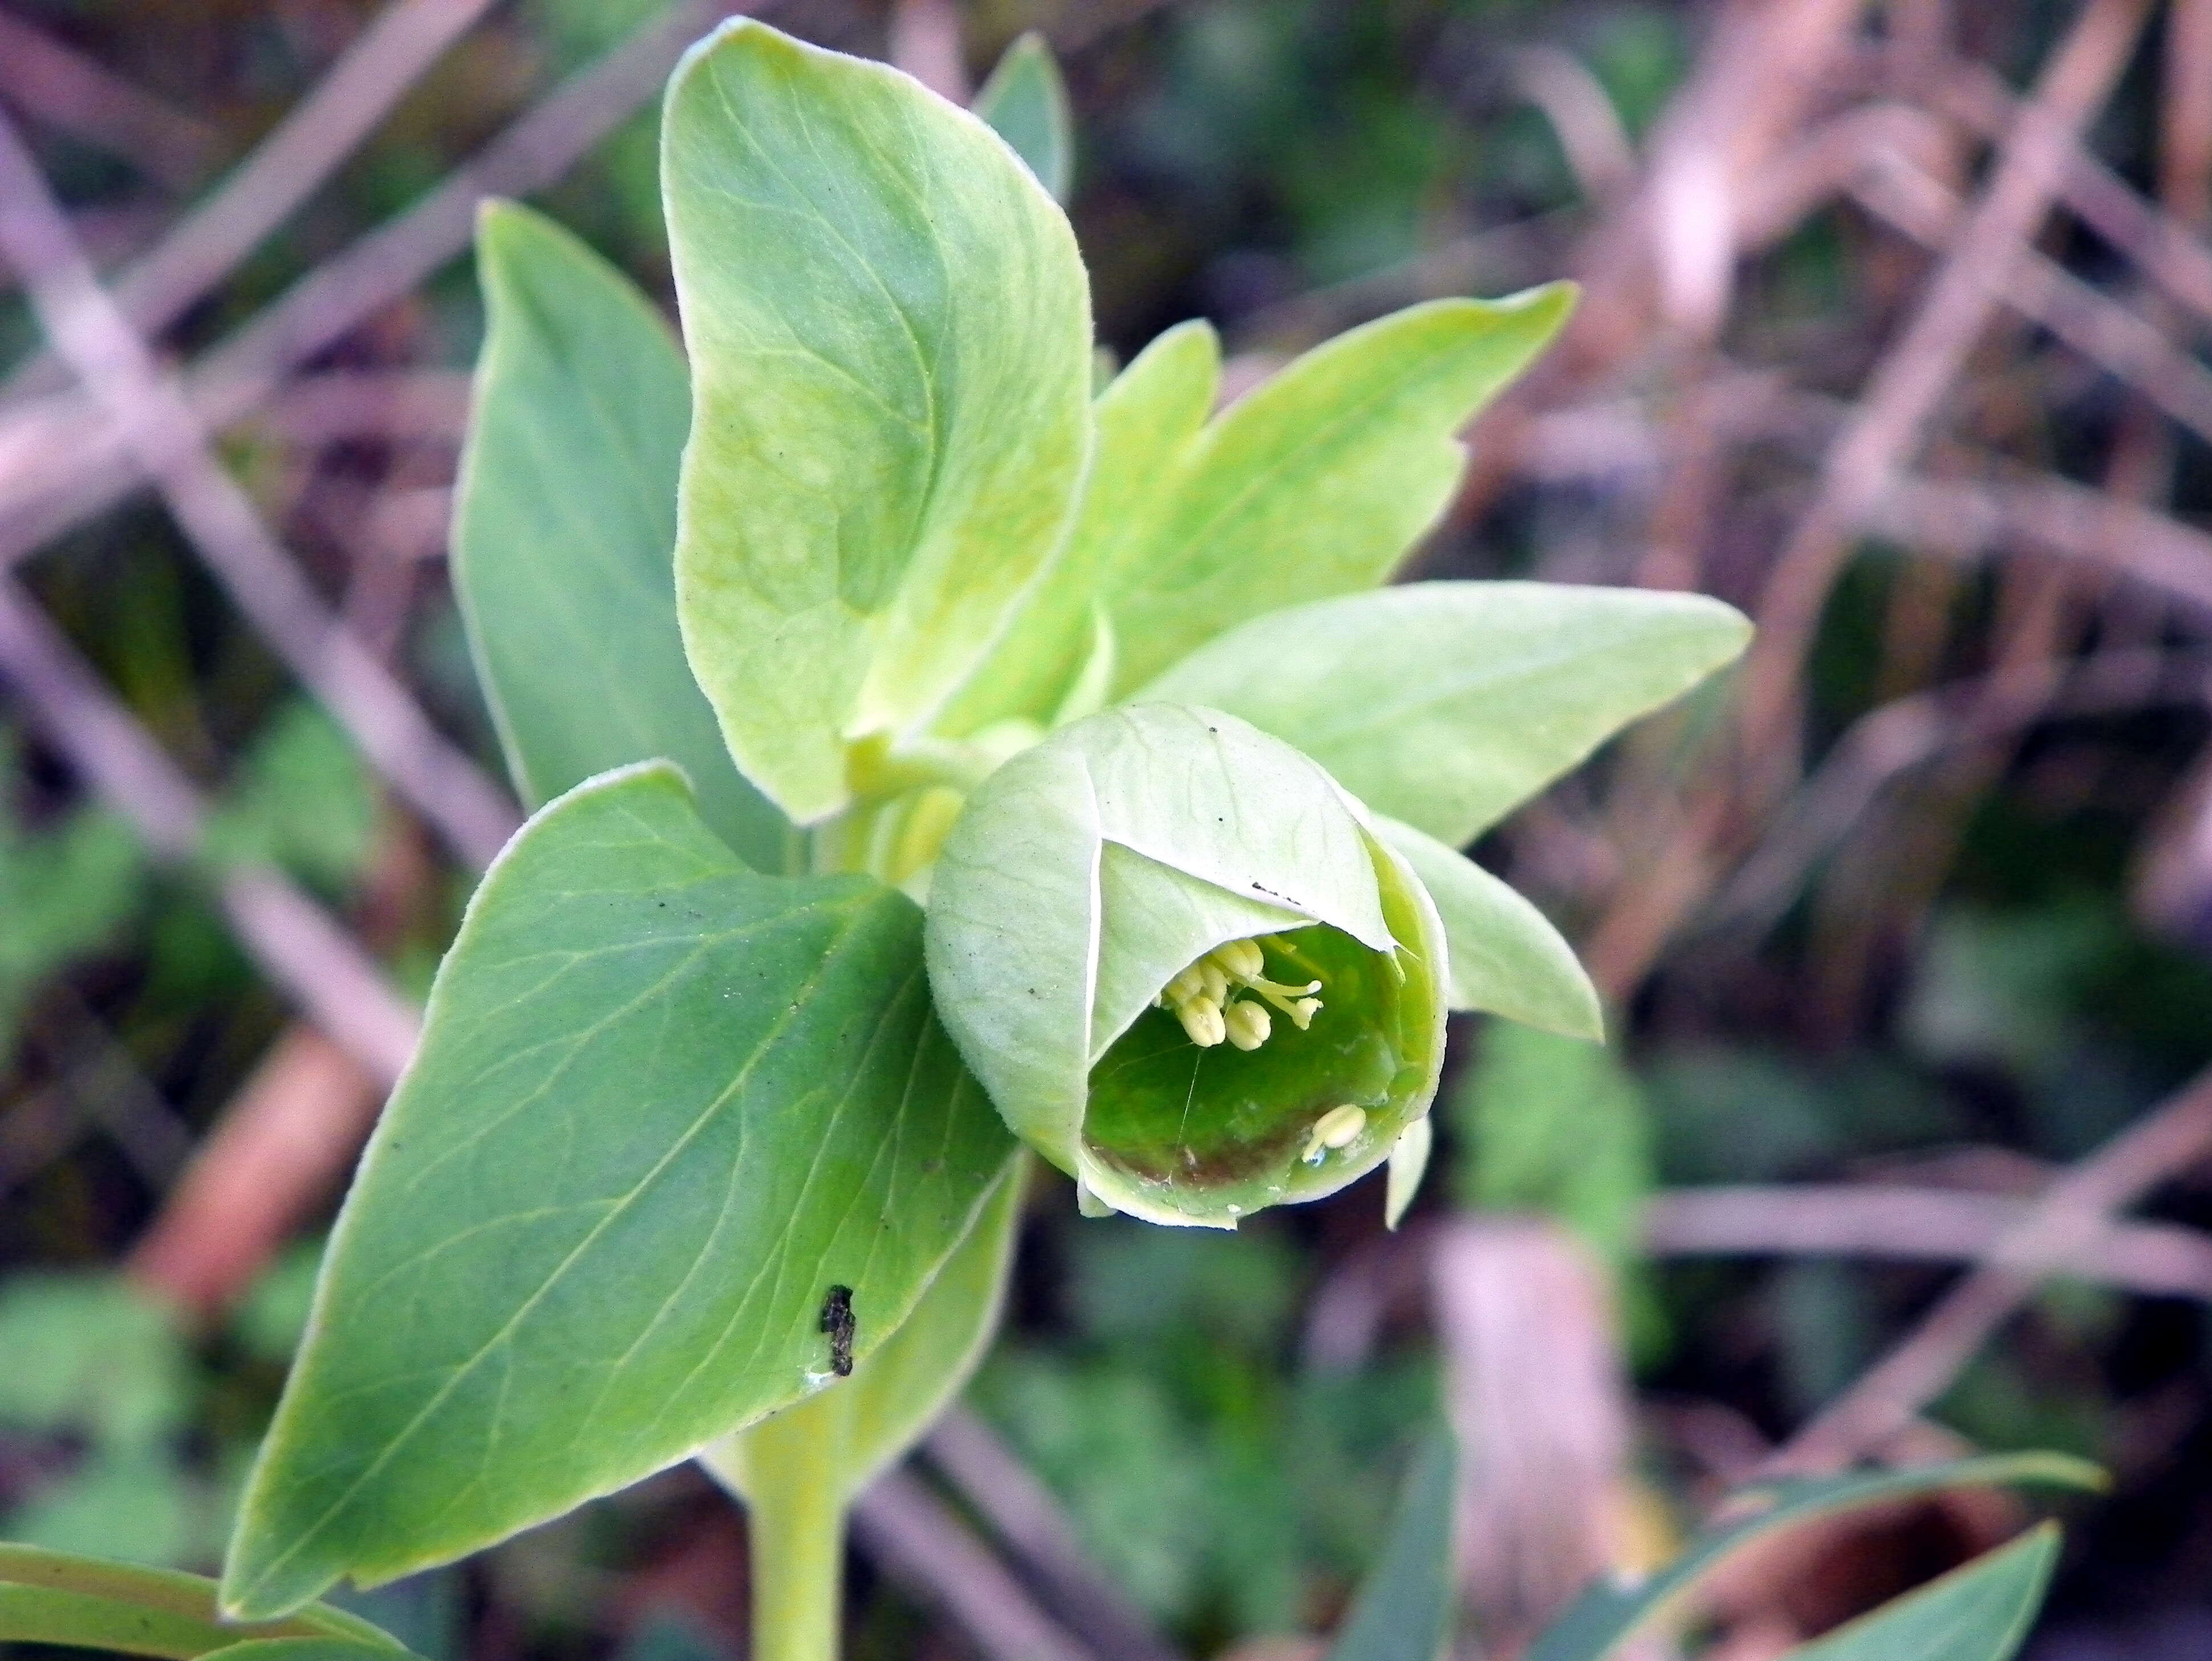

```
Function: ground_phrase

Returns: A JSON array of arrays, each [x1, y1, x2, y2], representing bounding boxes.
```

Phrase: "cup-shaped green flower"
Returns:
[[923, 704, 1447, 1227]]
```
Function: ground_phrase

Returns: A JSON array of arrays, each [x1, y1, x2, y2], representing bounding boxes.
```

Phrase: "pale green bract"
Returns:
[[924, 704, 1448, 1228], [665, 20, 1093, 824], [971, 32, 1073, 203], [939, 318, 1219, 736], [695, 1154, 1026, 1661], [941, 294, 1584, 736], [1142, 580, 1754, 847], [1098, 291, 1574, 694], [1373, 813, 1601, 1038]]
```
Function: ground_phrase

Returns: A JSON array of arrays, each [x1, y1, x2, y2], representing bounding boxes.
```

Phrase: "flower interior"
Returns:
[[1081, 906, 1438, 1220]]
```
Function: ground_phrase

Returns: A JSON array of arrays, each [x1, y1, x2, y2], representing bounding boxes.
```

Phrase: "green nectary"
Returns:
[[923, 704, 1447, 1227]]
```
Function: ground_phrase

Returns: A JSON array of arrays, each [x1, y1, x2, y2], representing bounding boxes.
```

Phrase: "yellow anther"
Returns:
[[1160, 964, 1206, 1007], [1223, 1000, 1270, 1051], [1301, 1103, 1367, 1164], [1177, 995, 1227, 1047], [1158, 936, 1325, 1051], [1211, 939, 1264, 981], [1199, 960, 1231, 1005]]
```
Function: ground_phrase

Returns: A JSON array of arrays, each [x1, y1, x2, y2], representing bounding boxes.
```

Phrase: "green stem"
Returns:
[[741, 1411, 849, 1661]]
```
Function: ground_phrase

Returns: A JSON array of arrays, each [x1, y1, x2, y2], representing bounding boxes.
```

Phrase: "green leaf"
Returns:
[[1374, 815, 1600, 1038], [204, 1643, 423, 1661], [1451, 1024, 1650, 1274], [1526, 1453, 2103, 1661], [0, 1546, 400, 1660], [701, 1149, 1026, 1505], [666, 20, 1093, 823], [937, 320, 1219, 736], [973, 33, 1074, 202], [1141, 580, 1752, 848], [1102, 290, 1575, 695], [452, 201, 788, 872], [1783, 1524, 2060, 1661], [1324, 1425, 1458, 1661], [221, 762, 1014, 1618]]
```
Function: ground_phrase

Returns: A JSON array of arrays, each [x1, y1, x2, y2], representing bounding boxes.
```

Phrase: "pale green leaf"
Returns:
[[0, 1546, 399, 1660], [221, 762, 1013, 1618], [1374, 814, 1600, 1038], [1526, 1453, 2102, 1661], [666, 20, 1092, 822], [1784, 1524, 2059, 1661], [451, 201, 787, 872], [938, 320, 1218, 736], [701, 1150, 1025, 1505], [1103, 290, 1575, 694], [1323, 1426, 1457, 1661], [973, 33, 1073, 202], [1141, 580, 1752, 847]]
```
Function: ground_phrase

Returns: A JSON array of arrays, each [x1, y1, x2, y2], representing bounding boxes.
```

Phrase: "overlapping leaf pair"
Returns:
[[214, 17, 1748, 1629]]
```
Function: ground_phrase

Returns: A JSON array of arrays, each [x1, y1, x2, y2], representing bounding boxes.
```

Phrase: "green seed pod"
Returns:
[[923, 704, 1447, 1227]]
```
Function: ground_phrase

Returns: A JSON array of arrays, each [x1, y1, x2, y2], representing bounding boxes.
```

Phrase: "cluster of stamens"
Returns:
[[1155, 937, 1322, 1052]]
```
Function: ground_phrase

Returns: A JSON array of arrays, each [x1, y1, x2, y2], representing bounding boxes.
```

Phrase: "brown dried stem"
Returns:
[[0, 103, 521, 870], [0, 574, 420, 1085], [1768, 1065, 2212, 1473]]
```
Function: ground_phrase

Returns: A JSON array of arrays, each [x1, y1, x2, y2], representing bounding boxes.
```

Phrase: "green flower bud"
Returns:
[[923, 704, 1447, 1227]]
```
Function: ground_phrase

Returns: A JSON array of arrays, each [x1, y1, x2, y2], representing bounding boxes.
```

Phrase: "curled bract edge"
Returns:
[[923, 704, 1448, 1227]]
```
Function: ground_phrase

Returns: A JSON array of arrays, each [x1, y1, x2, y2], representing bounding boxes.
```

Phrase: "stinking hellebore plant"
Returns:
[[204, 17, 1752, 1661]]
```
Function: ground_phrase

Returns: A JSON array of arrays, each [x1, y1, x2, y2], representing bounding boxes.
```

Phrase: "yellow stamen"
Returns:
[[1158, 935, 1324, 1052], [1176, 995, 1227, 1047], [1301, 1104, 1367, 1164], [1223, 1000, 1270, 1051], [1211, 939, 1264, 981]]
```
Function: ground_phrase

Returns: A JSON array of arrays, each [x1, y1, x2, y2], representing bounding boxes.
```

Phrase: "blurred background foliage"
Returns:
[[1, 1, 2210, 1659]]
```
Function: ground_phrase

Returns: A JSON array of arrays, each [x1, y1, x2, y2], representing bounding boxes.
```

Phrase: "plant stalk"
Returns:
[[740, 1410, 849, 1661]]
